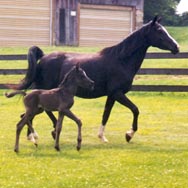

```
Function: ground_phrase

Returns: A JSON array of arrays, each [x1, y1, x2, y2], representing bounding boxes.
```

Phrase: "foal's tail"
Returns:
[[5, 90, 27, 98], [8, 46, 44, 90]]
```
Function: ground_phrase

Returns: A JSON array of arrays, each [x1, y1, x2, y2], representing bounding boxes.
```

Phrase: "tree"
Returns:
[[144, 0, 181, 25], [179, 12, 188, 26]]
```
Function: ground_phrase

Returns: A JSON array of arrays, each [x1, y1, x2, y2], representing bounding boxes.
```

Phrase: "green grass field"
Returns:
[[1, 91, 188, 188], [0, 26, 188, 188]]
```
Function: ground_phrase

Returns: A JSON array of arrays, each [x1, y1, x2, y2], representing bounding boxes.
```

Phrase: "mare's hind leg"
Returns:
[[63, 109, 82, 151]]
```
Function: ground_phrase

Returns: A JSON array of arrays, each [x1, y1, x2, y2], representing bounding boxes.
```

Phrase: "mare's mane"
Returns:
[[100, 22, 150, 59]]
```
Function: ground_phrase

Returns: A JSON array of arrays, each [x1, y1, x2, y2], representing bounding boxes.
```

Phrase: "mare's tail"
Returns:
[[8, 46, 44, 90], [5, 90, 27, 98]]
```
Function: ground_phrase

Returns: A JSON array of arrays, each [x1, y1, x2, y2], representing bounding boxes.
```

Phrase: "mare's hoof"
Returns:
[[51, 131, 56, 140], [34, 143, 38, 148], [14, 148, 19, 153], [98, 134, 109, 143], [125, 129, 135, 142], [54, 146, 60, 151], [125, 133, 132, 142]]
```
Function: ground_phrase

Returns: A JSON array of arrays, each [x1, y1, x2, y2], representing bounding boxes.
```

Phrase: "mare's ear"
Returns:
[[76, 63, 80, 71], [151, 15, 161, 26]]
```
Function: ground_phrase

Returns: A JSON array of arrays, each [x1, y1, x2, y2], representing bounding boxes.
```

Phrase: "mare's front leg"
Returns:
[[113, 91, 139, 142], [63, 109, 82, 151], [98, 96, 115, 142], [54, 112, 64, 151]]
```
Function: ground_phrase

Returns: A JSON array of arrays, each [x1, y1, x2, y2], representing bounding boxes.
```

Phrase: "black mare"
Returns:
[[13, 16, 179, 143]]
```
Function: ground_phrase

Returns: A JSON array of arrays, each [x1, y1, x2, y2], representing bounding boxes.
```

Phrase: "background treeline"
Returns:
[[144, 0, 188, 26]]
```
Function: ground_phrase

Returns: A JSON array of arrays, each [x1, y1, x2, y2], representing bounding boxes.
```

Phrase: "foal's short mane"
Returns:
[[58, 65, 81, 87], [100, 22, 150, 59], [58, 66, 77, 88]]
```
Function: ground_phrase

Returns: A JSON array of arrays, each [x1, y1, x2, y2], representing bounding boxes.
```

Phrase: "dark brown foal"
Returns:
[[5, 64, 94, 152]]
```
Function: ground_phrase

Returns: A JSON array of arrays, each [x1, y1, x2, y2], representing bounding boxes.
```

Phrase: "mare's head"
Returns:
[[59, 63, 94, 90], [145, 16, 179, 54]]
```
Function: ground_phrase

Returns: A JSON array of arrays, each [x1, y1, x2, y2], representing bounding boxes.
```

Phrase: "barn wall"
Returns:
[[0, 0, 53, 47], [80, 0, 143, 9], [79, 0, 144, 30], [56, 0, 144, 47], [79, 4, 134, 47], [55, 0, 79, 45], [0, 0, 143, 47]]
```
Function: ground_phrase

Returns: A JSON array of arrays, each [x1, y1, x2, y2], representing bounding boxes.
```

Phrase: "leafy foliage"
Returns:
[[144, 0, 188, 26]]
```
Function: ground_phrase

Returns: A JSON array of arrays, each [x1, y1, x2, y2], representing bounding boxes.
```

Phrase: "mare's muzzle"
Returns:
[[171, 44, 179, 54]]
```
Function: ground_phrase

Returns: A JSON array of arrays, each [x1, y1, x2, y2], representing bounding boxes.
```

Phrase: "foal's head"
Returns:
[[59, 63, 94, 90]]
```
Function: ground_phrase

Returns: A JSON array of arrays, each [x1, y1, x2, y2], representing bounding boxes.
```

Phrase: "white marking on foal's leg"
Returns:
[[27, 133, 36, 143], [27, 131, 39, 145], [98, 125, 108, 142], [33, 131, 39, 140]]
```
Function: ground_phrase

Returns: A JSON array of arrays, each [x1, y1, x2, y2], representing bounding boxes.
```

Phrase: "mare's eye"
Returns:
[[80, 74, 85, 78], [157, 27, 163, 32]]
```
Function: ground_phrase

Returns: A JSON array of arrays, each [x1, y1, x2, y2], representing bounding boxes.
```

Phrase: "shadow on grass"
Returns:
[[14, 138, 188, 159]]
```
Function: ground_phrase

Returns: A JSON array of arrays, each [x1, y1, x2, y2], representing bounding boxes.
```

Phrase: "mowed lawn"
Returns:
[[0, 91, 188, 188], [0, 26, 188, 188]]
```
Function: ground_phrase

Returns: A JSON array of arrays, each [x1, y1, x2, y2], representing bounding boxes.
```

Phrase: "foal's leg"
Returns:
[[63, 109, 82, 151], [15, 114, 31, 152], [27, 120, 38, 146], [113, 91, 139, 142], [45, 111, 57, 140], [20, 113, 33, 137], [54, 112, 64, 151], [26, 118, 39, 140], [98, 96, 115, 142], [25, 108, 43, 140]]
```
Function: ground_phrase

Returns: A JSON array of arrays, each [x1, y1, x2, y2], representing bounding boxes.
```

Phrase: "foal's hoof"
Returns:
[[34, 143, 38, 148], [51, 131, 56, 140], [54, 146, 60, 151], [14, 148, 19, 153], [76, 146, 81, 151]]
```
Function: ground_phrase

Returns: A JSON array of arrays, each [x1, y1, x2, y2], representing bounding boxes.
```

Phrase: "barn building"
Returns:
[[0, 0, 144, 47]]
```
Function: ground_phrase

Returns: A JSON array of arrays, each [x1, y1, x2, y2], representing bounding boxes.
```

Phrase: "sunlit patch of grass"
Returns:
[[1, 90, 188, 188], [134, 75, 188, 85]]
